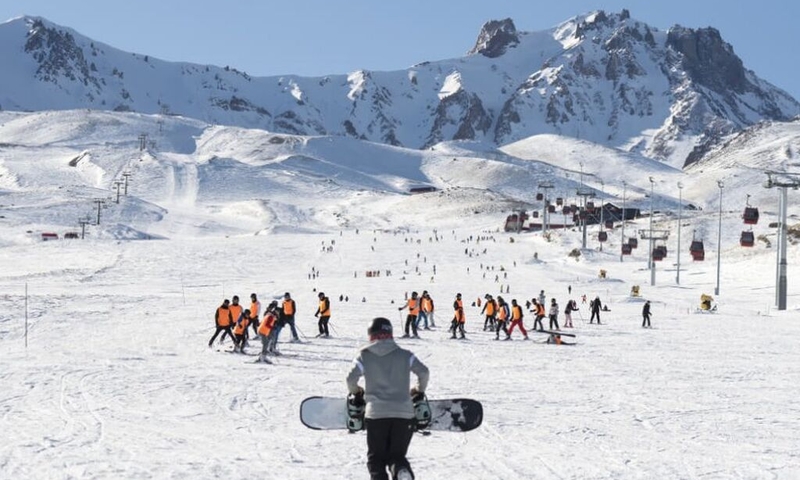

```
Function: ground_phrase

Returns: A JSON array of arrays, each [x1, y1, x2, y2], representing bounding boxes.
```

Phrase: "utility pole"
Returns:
[[620, 181, 627, 262], [764, 172, 800, 311], [121, 171, 133, 195], [599, 180, 605, 252], [538, 182, 554, 236], [92, 198, 107, 225], [78, 217, 91, 239], [648, 176, 655, 271], [676, 182, 683, 285], [576, 189, 595, 249], [113, 180, 124, 204], [715, 180, 724, 296], [640, 229, 670, 286], [138, 133, 148, 151]]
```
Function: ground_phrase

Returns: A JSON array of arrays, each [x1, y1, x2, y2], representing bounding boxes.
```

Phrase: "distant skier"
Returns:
[[590, 296, 602, 324], [642, 300, 652, 328], [281, 292, 300, 342], [451, 304, 466, 339], [530, 299, 545, 331], [494, 296, 510, 340], [346, 317, 429, 480], [506, 299, 528, 340], [481, 294, 497, 331], [416, 291, 433, 330], [563, 299, 578, 328], [229, 295, 244, 344], [538, 290, 546, 306], [232, 309, 251, 353], [398, 291, 420, 338], [208, 299, 234, 347], [315, 292, 331, 338], [548, 299, 560, 331], [257, 304, 277, 362], [249, 293, 262, 337]]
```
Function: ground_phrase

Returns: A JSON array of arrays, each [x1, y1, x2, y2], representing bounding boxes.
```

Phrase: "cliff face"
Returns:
[[1, 12, 798, 168]]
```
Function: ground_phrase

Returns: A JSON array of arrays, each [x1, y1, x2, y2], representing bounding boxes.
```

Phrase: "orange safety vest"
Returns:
[[512, 305, 523, 321], [485, 301, 495, 316], [233, 316, 249, 335], [318, 298, 331, 317], [229, 304, 244, 324], [283, 299, 295, 316], [421, 297, 433, 313], [497, 304, 508, 321], [258, 313, 276, 337], [454, 308, 466, 324], [407, 298, 420, 315], [216, 306, 232, 327], [537, 303, 545, 316], [249, 301, 261, 320], [454, 299, 463, 310]]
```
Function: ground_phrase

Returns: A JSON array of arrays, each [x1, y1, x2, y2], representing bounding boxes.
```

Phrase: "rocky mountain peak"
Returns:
[[23, 17, 100, 90], [666, 26, 747, 94], [468, 18, 519, 58]]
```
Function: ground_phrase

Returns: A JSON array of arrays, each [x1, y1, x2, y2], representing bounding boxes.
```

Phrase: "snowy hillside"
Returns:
[[1, 10, 799, 167]]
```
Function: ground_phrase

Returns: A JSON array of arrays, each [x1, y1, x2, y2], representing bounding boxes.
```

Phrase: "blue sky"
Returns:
[[2, 0, 798, 99]]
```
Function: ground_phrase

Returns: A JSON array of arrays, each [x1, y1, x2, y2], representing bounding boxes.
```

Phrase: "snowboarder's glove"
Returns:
[[353, 386, 365, 397], [398, 307, 403, 311]]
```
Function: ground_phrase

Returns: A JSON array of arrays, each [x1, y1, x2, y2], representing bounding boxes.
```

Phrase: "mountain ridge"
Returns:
[[1, 10, 799, 169]]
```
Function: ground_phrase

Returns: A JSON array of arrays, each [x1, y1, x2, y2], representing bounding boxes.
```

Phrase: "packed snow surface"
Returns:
[[1, 110, 799, 479]]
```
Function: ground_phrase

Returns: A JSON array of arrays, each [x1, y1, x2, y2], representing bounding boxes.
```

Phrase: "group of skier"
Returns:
[[208, 291, 333, 363]]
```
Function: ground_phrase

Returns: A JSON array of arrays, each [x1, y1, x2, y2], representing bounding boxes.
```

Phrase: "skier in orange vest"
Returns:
[[398, 291, 420, 338], [208, 299, 235, 347]]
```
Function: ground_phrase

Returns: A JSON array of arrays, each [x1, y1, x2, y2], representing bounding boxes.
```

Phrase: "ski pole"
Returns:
[[328, 320, 339, 336]]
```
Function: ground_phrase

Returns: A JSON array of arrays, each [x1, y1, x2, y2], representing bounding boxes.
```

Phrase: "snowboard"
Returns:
[[300, 396, 483, 432], [533, 330, 576, 337]]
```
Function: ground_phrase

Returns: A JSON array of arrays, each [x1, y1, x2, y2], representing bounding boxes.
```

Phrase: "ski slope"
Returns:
[[1, 224, 799, 479], [1, 109, 800, 478]]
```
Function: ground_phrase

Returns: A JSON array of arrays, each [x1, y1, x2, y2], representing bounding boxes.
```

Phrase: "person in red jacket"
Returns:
[[506, 299, 528, 340]]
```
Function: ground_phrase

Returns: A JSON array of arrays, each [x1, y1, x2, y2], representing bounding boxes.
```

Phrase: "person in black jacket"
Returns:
[[642, 300, 652, 328], [590, 296, 602, 324]]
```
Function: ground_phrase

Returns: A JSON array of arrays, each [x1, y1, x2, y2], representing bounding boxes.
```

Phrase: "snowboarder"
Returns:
[[398, 291, 420, 338], [538, 290, 546, 306], [506, 299, 528, 340], [346, 317, 429, 480], [589, 296, 602, 324], [642, 300, 652, 328], [208, 299, 235, 347]]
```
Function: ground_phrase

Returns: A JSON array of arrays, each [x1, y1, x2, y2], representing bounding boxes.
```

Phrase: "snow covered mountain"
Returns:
[[2, 10, 798, 168]]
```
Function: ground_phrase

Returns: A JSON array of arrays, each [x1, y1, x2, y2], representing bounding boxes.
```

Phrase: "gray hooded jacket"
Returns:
[[346, 339, 429, 419]]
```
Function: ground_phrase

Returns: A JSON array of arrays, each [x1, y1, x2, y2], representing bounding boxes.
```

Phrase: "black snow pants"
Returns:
[[365, 417, 415, 480]]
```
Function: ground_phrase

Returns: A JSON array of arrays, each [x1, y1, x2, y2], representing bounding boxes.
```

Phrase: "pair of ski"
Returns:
[[300, 396, 483, 433]]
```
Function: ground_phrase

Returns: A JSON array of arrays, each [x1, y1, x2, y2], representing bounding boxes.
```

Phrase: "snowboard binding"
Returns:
[[412, 392, 431, 431], [346, 392, 366, 433]]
